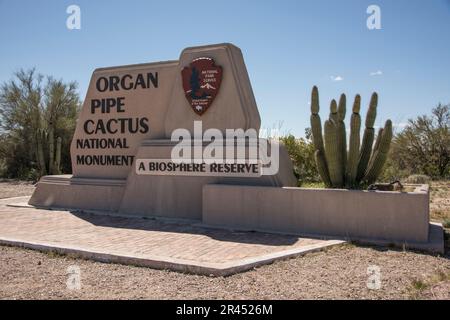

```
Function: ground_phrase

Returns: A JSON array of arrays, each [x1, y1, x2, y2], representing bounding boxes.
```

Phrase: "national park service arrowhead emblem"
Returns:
[[182, 57, 222, 116]]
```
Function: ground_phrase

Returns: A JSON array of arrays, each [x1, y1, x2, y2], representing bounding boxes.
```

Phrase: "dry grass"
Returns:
[[408, 269, 450, 300], [430, 181, 450, 226], [0, 180, 35, 199]]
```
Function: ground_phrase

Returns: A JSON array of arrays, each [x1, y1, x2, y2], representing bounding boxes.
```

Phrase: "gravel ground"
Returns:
[[0, 180, 36, 199], [430, 181, 450, 225], [0, 244, 448, 300], [0, 180, 449, 300]]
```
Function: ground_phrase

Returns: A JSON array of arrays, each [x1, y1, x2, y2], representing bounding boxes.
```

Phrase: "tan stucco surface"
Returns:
[[71, 61, 178, 179], [203, 184, 432, 244], [164, 43, 261, 136]]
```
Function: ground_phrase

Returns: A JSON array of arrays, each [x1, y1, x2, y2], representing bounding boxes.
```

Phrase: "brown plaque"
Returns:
[[182, 57, 222, 115]]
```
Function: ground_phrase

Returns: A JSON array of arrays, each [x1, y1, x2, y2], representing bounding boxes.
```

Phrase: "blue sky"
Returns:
[[1, 0, 449, 136]]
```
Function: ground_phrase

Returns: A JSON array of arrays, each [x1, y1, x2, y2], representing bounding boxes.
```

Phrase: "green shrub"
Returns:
[[280, 134, 319, 185], [389, 104, 449, 179]]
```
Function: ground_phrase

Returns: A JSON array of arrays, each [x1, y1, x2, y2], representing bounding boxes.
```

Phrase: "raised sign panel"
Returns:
[[164, 44, 261, 137], [70, 61, 178, 179], [70, 44, 261, 180]]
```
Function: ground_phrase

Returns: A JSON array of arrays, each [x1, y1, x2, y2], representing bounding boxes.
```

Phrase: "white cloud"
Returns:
[[369, 70, 383, 76], [330, 75, 344, 81], [393, 122, 408, 129]]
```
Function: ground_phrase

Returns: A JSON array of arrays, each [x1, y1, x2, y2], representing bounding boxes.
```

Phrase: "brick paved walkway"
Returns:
[[0, 196, 344, 276]]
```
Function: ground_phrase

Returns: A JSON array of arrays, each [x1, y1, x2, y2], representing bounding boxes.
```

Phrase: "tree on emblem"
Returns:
[[189, 67, 206, 99]]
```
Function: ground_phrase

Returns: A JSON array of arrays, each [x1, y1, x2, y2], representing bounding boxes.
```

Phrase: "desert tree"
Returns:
[[389, 104, 449, 179], [0, 68, 80, 179]]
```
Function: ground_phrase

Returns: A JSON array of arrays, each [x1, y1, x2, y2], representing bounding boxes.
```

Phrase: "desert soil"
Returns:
[[0, 180, 449, 300], [0, 180, 36, 199], [430, 181, 450, 225]]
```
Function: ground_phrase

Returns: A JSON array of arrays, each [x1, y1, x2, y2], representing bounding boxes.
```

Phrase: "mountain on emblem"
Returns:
[[181, 57, 223, 115], [201, 83, 216, 90]]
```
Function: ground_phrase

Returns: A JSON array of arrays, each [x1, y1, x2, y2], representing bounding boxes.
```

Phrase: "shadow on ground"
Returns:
[[69, 210, 303, 246]]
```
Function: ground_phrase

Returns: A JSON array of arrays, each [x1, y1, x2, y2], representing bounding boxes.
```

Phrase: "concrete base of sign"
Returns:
[[119, 139, 297, 219], [28, 175, 126, 212], [202, 184, 444, 254], [29, 139, 297, 219]]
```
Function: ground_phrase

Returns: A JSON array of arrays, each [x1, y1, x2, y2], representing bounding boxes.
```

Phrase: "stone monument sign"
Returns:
[[29, 43, 296, 219]]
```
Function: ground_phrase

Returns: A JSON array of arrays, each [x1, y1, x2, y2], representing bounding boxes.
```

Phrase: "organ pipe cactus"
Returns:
[[329, 99, 339, 123], [310, 86, 332, 187], [309, 87, 392, 189], [364, 120, 393, 184], [345, 95, 361, 187], [324, 119, 343, 187], [36, 128, 47, 176], [337, 94, 347, 178], [356, 93, 378, 182], [35, 128, 63, 176], [48, 126, 55, 175], [314, 149, 331, 187], [55, 137, 62, 174]]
